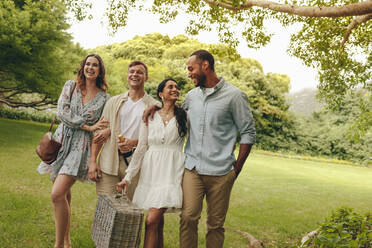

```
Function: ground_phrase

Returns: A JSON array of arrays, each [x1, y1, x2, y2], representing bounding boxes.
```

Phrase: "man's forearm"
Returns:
[[90, 141, 103, 163], [234, 144, 253, 174]]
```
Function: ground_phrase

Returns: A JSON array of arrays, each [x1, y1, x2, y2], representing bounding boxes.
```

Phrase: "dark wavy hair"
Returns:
[[76, 54, 108, 92], [157, 78, 187, 138]]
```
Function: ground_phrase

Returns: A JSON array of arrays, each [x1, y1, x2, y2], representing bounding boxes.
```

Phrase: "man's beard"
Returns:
[[196, 73, 207, 87]]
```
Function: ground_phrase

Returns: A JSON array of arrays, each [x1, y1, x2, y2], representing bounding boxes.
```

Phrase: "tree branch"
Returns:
[[3, 91, 21, 99], [0, 93, 57, 110], [0, 88, 18, 93], [0, 98, 57, 110], [341, 13, 372, 46], [205, 0, 372, 17], [0, 87, 35, 95]]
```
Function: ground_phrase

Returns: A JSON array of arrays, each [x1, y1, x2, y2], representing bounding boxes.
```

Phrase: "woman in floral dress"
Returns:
[[117, 78, 187, 248], [37, 54, 109, 248]]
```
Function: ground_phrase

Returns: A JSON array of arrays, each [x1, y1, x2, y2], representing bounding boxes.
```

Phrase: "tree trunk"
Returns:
[[205, 0, 372, 18]]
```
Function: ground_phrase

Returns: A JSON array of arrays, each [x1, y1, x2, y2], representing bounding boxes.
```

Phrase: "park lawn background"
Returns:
[[0, 118, 371, 248]]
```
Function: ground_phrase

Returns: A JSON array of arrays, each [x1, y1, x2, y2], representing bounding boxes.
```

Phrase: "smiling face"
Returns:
[[187, 55, 207, 87], [127, 64, 148, 89], [159, 80, 180, 102], [83, 56, 100, 81]]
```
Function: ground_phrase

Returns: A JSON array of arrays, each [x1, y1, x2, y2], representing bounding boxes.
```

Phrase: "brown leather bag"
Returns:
[[36, 82, 75, 164], [35, 117, 62, 164]]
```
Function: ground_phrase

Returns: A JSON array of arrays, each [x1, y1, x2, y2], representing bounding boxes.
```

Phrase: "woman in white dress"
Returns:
[[117, 78, 187, 248]]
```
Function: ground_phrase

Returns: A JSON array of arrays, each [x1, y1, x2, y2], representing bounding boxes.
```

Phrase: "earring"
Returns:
[[161, 96, 164, 100]]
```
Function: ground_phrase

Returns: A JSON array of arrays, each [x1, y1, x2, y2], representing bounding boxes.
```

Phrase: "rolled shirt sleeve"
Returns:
[[230, 90, 256, 144]]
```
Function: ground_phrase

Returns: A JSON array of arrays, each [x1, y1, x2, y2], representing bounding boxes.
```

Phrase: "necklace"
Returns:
[[159, 110, 174, 125]]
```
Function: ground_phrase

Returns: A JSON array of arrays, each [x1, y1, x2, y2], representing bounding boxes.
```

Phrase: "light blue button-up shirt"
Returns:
[[183, 77, 256, 176]]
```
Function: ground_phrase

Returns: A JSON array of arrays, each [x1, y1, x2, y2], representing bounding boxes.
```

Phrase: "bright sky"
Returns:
[[67, 1, 319, 93]]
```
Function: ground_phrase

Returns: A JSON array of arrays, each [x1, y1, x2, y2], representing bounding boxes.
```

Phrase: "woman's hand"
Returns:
[[94, 128, 111, 144], [91, 116, 109, 132], [88, 160, 102, 182], [116, 180, 129, 195]]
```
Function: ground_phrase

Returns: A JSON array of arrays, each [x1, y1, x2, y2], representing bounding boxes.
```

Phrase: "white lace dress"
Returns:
[[124, 112, 185, 211]]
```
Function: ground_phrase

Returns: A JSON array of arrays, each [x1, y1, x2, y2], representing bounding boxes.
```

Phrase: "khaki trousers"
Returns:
[[180, 168, 236, 248], [95, 155, 140, 201]]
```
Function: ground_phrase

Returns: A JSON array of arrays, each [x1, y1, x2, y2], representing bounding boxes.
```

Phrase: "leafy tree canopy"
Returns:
[[66, 0, 371, 110], [0, 0, 85, 109], [295, 89, 371, 163]]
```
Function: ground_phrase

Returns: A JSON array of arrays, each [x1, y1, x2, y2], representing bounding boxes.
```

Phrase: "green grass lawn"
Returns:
[[0, 118, 371, 248]]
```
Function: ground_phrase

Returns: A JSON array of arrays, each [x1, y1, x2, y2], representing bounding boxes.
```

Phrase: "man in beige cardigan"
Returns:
[[88, 60, 159, 199]]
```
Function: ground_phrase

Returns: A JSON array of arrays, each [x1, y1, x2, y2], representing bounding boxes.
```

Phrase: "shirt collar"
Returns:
[[120, 90, 151, 101], [116, 90, 150, 114], [200, 77, 225, 93]]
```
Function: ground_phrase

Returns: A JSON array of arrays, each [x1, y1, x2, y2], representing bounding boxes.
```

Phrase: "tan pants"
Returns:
[[180, 168, 236, 248], [95, 155, 140, 201]]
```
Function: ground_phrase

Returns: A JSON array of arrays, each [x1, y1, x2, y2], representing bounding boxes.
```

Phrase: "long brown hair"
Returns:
[[76, 54, 108, 92], [157, 78, 187, 138]]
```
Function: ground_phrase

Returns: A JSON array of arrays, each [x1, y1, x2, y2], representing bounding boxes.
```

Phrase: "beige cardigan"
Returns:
[[98, 91, 159, 175]]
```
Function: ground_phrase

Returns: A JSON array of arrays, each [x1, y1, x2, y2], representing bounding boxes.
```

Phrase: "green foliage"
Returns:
[[65, 0, 92, 21], [0, 107, 56, 123], [347, 93, 372, 143], [0, 0, 86, 109], [294, 89, 372, 163], [287, 15, 371, 109], [301, 207, 372, 248]]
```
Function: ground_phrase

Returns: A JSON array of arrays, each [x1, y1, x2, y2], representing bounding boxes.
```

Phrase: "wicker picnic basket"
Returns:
[[91, 194, 144, 248]]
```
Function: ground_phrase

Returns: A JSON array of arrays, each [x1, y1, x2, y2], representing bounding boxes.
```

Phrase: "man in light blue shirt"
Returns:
[[180, 50, 256, 248]]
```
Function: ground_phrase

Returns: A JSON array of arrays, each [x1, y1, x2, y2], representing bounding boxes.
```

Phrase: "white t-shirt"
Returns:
[[203, 87, 214, 96], [119, 97, 146, 139]]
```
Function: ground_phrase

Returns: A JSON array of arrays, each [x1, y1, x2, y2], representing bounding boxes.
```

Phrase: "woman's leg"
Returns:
[[157, 214, 164, 248], [144, 208, 166, 248], [64, 189, 72, 248], [51, 175, 75, 248]]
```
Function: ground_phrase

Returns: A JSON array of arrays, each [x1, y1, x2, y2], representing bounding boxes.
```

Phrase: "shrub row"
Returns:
[[254, 150, 359, 167], [0, 107, 57, 123]]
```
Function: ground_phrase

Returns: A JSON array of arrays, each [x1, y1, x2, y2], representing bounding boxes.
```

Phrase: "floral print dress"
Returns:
[[37, 80, 109, 181]]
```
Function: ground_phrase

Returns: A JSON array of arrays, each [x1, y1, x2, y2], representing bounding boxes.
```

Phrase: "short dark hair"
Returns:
[[128, 60, 148, 76], [190, 50, 215, 71]]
